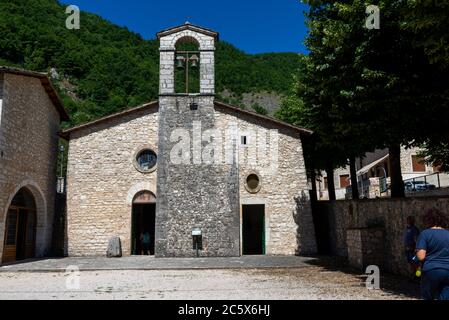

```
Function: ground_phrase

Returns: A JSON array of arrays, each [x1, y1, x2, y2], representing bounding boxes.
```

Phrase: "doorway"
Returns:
[[242, 204, 265, 255], [131, 191, 156, 255], [2, 188, 37, 263]]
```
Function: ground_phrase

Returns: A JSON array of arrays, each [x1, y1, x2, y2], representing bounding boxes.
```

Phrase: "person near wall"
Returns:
[[416, 208, 449, 300], [140, 231, 151, 255], [404, 216, 420, 281]]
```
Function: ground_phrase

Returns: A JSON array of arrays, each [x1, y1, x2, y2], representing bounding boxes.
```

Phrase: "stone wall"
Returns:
[[408, 187, 449, 198], [156, 26, 242, 257], [156, 96, 241, 257], [347, 228, 384, 270], [66, 106, 159, 256], [215, 105, 316, 255], [320, 197, 449, 276], [0, 73, 60, 262]]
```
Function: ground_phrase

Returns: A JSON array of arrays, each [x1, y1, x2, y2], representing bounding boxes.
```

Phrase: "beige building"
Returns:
[[62, 24, 317, 257], [317, 146, 445, 200], [0, 67, 69, 264]]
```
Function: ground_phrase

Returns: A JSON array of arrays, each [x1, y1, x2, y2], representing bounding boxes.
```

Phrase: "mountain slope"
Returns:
[[0, 0, 304, 126]]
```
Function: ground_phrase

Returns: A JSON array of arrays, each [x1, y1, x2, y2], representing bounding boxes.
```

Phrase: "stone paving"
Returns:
[[0, 266, 420, 300], [0, 255, 316, 272], [0, 256, 421, 299]]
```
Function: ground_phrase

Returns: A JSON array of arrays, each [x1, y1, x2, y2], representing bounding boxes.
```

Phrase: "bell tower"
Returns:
[[155, 23, 240, 257], [158, 22, 216, 95]]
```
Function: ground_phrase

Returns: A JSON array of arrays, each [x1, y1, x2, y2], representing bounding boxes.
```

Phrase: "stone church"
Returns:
[[1, 24, 317, 263]]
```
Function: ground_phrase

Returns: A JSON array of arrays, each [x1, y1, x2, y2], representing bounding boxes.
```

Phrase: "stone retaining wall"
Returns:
[[319, 197, 449, 276]]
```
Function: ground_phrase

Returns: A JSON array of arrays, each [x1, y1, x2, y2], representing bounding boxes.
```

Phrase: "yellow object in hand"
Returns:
[[416, 268, 422, 277]]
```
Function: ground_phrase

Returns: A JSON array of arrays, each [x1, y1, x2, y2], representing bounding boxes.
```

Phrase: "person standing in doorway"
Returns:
[[140, 231, 151, 255], [416, 208, 449, 300], [404, 216, 420, 281]]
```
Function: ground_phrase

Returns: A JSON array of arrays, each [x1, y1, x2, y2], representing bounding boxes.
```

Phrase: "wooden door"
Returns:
[[24, 211, 36, 259], [2, 209, 19, 263], [2, 207, 36, 263]]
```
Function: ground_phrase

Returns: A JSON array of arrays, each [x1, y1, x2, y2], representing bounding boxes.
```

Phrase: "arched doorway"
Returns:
[[131, 191, 156, 255], [2, 188, 37, 263]]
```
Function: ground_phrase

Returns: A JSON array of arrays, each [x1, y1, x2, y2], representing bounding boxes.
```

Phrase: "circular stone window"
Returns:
[[245, 173, 261, 193], [134, 149, 157, 173]]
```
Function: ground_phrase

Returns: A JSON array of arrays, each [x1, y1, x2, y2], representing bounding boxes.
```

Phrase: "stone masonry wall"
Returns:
[[156, 27, 243, 257], [322, 197, 449, 276], [347, 228, 384, 270], [400, 146, 434, 177], [155, 96, 240, 257], [0, 74, 60, 262], [66, 106, 159, 256], [214, 106, 317, 255]]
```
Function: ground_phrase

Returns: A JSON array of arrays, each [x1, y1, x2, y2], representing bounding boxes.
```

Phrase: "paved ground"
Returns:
[[0, 256, 420, 300], [0, 256, 315, 272]]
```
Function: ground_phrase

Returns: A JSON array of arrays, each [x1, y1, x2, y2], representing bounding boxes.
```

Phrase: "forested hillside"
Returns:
[[0, 0, 304, 126]]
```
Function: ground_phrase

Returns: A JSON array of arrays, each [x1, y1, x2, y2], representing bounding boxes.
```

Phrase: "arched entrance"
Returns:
[[2, 188, 37, 263], [131, 191, 156, 255]]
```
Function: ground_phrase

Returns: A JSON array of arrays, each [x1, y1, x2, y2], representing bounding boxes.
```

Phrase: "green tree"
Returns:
[[293, 0, 449, 198], [402, 1, 449, 172], [251, 103, 268, 115]]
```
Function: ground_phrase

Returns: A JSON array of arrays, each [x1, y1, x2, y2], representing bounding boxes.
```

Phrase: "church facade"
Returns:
[[62, 24, 317, 257]]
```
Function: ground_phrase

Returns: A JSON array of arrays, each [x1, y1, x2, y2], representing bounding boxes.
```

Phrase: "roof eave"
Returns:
[[214, 100, 313, 136], [61, 101, 159, 138], [156, 23, 219, 41], [0, 66, 70, 122]]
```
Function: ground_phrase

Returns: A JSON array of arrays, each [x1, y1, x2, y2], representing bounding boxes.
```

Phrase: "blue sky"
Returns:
[[61, 0, 310, 54]]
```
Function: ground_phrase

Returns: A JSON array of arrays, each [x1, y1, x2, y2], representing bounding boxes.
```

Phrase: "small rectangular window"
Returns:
[[241, 136, 247, 146], [339, 175, 350, 188], [412, 155, 426, 172]]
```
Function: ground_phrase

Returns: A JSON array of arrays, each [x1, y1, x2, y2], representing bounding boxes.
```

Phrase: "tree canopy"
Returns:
[[276, 0, 449, 197]]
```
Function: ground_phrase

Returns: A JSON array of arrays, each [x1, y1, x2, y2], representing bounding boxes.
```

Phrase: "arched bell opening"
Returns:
[[175, 36, 200, 94]]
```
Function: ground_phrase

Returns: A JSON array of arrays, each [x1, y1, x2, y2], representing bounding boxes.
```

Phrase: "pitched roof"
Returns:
[[60, 101, 159, 138], [0, 66, 70, 121], [60, 100, 312, 139], [157, 22, 219, 41], [214, 101, 312, 135]]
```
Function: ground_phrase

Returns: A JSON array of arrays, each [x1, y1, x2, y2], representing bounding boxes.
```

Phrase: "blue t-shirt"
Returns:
[[416, 229, 449, 272]]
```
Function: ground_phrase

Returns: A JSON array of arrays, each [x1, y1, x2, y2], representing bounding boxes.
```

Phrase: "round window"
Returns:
[[136, 149, 157, 172], [245, 173, 261, 193]]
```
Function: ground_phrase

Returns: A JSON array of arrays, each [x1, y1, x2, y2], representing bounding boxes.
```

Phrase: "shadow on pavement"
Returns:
[[301, 255, 421, 300], [0, 257, 65, 267]]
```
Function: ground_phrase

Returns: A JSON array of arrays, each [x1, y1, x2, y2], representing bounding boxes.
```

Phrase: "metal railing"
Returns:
[[403, 172, 449, 192]]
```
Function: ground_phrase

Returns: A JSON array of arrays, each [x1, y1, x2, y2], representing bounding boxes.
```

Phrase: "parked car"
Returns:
[[405, 180, 436, 191]]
